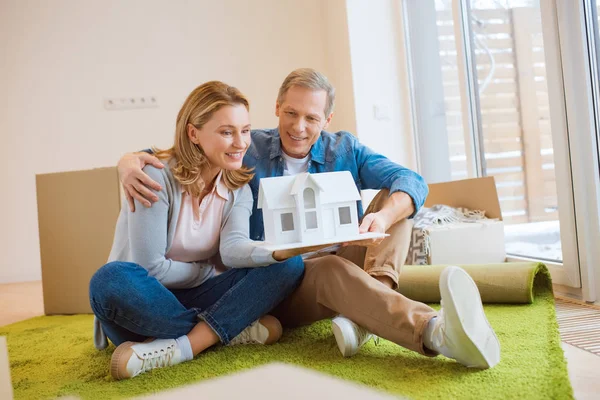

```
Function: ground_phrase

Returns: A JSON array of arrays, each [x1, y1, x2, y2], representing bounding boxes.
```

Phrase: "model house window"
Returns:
[[281, 213, 294, 232], [305, 211, 318, 229], [303, 188, 316, 208], [338, 206, 352, 225], [303, 187, 318, 229]]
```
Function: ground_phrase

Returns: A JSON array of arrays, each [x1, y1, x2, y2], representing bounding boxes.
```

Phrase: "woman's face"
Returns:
[[188, 104, 251, 171]]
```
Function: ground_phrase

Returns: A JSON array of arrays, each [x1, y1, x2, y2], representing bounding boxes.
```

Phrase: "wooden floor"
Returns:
[[555, 295, 600, 400], [556, 297, 600, 357], [1, 282, 599, 399]]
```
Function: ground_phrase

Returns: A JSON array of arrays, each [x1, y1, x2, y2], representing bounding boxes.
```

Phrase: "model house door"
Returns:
[[323, 208, 335, 239]]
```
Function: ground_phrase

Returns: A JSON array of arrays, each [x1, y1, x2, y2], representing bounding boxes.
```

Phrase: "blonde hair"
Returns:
[[277, 68, 336, 116], [154, 81, 254, 197]]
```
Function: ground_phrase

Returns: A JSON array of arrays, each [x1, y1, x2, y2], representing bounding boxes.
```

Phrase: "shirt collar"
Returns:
[[180, 171, 228, 200], [213, 171, 229, 200], [269, 128, 325, 164], [309, 133, 325, 164], [269, 129, 283, 160]]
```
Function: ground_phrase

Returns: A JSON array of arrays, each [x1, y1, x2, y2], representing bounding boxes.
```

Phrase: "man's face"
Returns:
[[276, 85, 333, 159]]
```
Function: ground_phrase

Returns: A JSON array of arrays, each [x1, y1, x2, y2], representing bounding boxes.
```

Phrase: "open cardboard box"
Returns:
[[414, 176, 506, 265], [36, 167, 121, 315]]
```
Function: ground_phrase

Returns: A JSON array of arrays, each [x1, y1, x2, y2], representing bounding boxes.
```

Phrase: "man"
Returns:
[[117, 68, 500, 368]]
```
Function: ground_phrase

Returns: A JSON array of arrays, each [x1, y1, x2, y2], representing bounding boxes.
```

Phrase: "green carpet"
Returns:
[[0, 263, 573, 399]]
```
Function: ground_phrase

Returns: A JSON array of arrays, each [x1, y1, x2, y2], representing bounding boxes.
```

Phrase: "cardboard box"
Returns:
[[0, 337, 13, 400], [406, 176, 506, 265], [36, 167, 121, 314]]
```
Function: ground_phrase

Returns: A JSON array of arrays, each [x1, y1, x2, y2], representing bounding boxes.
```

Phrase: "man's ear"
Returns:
[[323, 112, 334, 130], [187, 123, 198, 144], [275, 101, 281, 117]]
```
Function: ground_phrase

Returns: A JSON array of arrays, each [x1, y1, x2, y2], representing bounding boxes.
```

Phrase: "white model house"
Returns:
[[257, 171, 361, 245]]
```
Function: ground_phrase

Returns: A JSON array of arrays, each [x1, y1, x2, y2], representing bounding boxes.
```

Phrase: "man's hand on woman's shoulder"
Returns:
[[118, 152, 164, 212]]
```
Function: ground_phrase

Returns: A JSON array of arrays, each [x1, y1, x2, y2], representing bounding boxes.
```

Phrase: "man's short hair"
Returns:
[[277, 68, 336, 116]]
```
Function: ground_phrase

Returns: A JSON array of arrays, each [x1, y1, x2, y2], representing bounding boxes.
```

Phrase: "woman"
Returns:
[[89, 81, 305, 380]]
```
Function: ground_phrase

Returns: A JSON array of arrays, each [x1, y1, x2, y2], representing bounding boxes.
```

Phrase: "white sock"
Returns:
[[423, 317, 438, 352], [175, 335, 194, 361]]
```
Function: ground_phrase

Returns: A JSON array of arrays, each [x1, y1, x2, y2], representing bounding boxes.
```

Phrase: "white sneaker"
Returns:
[[229, 315, 283, 346], [111, 338, 186, 380], [428, 266, 501, 369], [331, 316, 376, 357]]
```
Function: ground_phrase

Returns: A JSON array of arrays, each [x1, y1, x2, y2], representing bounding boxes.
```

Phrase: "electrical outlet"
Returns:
[[104, 96, 158, 111]]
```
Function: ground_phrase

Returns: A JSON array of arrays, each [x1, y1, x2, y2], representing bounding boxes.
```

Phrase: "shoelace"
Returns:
[[355, 324, 378, 346], [229, 324, 261, 345], [138, 345, 176, 375], [431, 312, 445, 350]]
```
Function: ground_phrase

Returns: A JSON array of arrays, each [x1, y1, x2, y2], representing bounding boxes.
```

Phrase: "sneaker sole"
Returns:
[[331, 318, 358, 357], [440, 266, 501, 368], [110, 338, 154, 380], [264, 316, 283, 345], [110, 341, 135, 380]]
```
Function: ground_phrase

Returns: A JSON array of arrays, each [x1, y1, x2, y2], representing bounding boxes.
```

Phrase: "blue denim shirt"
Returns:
[[244, 128, 429, 241]]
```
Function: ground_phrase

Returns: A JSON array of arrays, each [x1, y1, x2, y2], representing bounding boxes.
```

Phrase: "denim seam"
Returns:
[[198, 311, 228, 344], [92, 302, 194, 338], [199, 268, 259, 344], [390, 179, 425, 213], [90, 299, 114, 321]]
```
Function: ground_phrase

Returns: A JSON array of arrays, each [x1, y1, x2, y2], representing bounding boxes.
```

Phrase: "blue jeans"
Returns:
[[89, 257, 304, 346]]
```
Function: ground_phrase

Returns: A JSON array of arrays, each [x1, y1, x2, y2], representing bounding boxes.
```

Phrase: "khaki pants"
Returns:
[[272, 190, 438, 356]]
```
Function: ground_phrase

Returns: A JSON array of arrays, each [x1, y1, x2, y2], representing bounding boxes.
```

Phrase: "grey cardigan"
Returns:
[[94, 161, 276, 349], [107, 161, 276, 287]]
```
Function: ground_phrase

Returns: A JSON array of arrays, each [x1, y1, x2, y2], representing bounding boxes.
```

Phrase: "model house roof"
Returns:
[[258, 171, 361, 210]]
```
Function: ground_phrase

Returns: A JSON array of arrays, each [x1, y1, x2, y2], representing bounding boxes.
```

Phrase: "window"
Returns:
[[303, 188, 316, 208], [303, 187, 318, 229], [305, 211, 318, 229], [469, 0, 562, 262], [338, 206, 352, 225], [405, 0, 600, 291], [408, 0, 563, 262], [280, 213, 294, 232], [589, 0, 600, 167]]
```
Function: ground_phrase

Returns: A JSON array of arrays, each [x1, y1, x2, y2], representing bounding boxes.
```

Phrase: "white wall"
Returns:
[[321, 0, 358, 135], [345, 0, 417, 205], [0, 0, 415, 283], [0, 0, 354, 283]]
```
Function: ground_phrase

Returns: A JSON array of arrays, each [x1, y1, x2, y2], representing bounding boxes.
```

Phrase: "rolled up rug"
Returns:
[[398, 262, 551, 304]]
